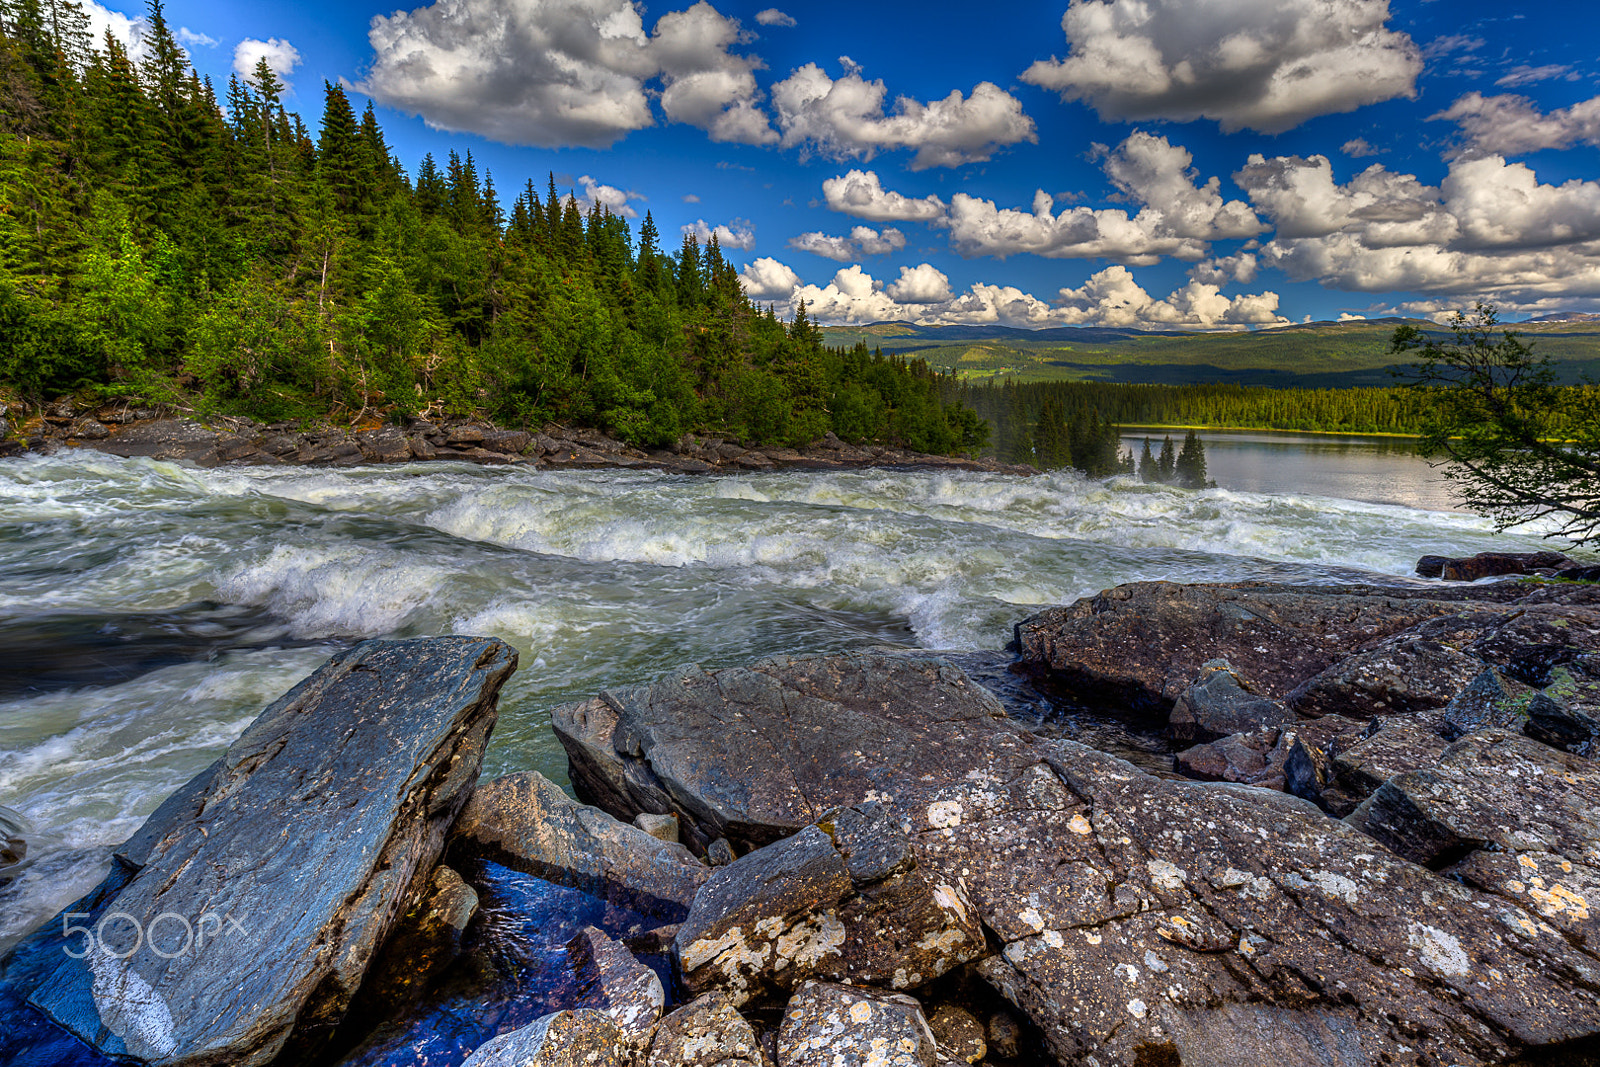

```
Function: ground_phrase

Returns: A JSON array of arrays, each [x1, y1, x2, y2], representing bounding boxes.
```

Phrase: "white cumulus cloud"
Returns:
[[177, 27, 218, 48], [755, 8, 795, 27], [576, 176, 644, 218], [357, 0, 774, 149], [1432, 91, 1600, 158], [739, 256, 801, 299], [788, 225, 906, 261], [761, 262, 1286, 331], [82, 0, 151, 62], [1022, 0, 1421, 134], [885, 263, 954, 304], [770, 61, 1036, 169], [1240, 152, 1600, 302], [821, 170, 948, 223], [234, 37, 302, 90], [945, 131, 1261, 263], [684, 218, 757, 251]]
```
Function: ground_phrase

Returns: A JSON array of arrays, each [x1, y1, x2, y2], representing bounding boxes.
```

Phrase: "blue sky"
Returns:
[[93, 0, 1600, 330]]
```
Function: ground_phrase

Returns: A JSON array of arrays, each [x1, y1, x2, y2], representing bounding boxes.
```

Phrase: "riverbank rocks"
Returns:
[[556, 650, 1600, 1067], [5, 405, 1032, 475], [1014, 580, 1487, 711], [563, 926, 665, 1042], [776, 981, 938, 1067], [448, 771, 709, 924], [5, 636, 516, 1067]]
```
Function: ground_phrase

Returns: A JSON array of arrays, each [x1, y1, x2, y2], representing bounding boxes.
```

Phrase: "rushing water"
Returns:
[[0, 442, 1572, 948]]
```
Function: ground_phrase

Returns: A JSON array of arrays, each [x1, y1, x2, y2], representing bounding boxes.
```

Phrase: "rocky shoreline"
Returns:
[[0, 398, 1031, 476], [3, 556, 1600, 1066]]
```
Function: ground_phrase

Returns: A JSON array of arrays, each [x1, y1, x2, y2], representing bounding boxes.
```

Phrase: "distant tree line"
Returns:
[[948, 378, 1440, 441], [0, 0, 985, 454]]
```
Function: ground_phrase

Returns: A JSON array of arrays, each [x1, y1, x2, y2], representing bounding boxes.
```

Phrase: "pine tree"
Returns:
[[1158, 435, 1176, 482], [1174, 430, 1209, 489], [1138, 437, 1157, 482]]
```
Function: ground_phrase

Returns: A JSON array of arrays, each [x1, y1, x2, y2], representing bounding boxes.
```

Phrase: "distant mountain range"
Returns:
[[817, 316, 1600, 389]]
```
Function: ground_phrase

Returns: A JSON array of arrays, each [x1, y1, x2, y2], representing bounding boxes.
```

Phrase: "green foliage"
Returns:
[[0, 15, 984, 453], [1393, 302, 1600, 542]]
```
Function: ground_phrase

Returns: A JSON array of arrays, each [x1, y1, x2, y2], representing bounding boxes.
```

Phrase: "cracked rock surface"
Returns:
[[557, 648, 1600, 1066]]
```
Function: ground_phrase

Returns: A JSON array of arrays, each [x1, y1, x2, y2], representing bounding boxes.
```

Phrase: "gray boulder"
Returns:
[[448, 771, 709, 923], [645, 992, 763, 1067], [563, 926, 664, 1042], [775, 981, 937, 1067], [20, 636, 516, 1067], [1168, 660, 1293, 743], [460, 1009, 623, 1067], [551, 652, 1030, 854], [672, 818, 984, 1008], [95, 418, 224, 465]]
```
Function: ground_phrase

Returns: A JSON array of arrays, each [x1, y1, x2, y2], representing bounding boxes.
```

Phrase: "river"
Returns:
[[0, 439, 1571, 948]]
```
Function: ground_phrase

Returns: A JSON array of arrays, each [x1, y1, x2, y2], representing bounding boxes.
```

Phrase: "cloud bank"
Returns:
[[1022, 0, 1421, 134]]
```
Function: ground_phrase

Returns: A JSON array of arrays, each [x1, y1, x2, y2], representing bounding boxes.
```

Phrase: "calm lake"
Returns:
[[0, 439, 1566, 950], [1121, 428, 1458, 511]]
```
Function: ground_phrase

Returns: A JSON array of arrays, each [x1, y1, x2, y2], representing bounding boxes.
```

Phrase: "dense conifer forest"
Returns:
[[0, 0, 988, 454]]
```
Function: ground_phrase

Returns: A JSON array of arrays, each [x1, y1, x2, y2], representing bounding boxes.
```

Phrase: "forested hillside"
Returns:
[[0, 0, 984, 454]]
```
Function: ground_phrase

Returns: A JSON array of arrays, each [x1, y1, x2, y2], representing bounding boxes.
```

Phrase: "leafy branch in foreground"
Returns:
[[1392, 302, 1600, 543]]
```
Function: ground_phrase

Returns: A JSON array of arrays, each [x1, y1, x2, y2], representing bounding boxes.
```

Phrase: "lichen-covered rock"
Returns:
[[449, 771, 709, 923], [1525, 665, 1600, 757], [563, 927, 664, 1042], [559, 648, 1600, 1066], [672, 817, 985, 1008], [1440, 667, 1534, 739], [1168, 660, 1293, 743], [1351, 728, 1600, 875], [645, 992, 762, 1067], [926, 1004, 985, 1064], [16, 636, 517, 1067], [974, 740, 1600, 1067], [460, 1009, 623, 1067], [1327, 715, 1452, 801], [673, 827, 853, 1007], [775, 981, 937, 1067], [1286, 634, 1486, 719]]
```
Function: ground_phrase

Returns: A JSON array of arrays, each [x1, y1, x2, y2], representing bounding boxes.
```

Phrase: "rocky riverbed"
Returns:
[[0, 398, 1028, 476], [3, 558, 1600, 1066]]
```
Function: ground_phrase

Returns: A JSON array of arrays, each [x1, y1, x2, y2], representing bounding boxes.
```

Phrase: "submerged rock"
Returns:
[[460, 1009, 623, 1067], [6, 636, 517, 1067]]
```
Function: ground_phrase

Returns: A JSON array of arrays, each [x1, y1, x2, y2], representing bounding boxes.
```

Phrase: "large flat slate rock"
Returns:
[[8, 636, 517, 1067], [551, 652, 1039, 854]]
